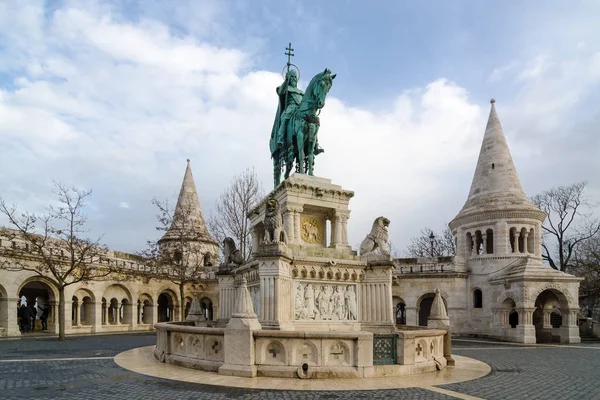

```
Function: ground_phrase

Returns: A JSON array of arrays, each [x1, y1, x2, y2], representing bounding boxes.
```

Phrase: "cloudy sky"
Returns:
[[1, 0, 599, 255]]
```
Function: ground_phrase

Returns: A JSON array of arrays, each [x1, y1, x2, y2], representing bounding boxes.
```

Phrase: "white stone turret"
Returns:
[[449, 100, 546, 272], [158, 159, 219, 265]]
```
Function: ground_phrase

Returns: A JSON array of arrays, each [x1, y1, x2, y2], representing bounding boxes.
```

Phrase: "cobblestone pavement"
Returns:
[[1, 333, 599, 399]]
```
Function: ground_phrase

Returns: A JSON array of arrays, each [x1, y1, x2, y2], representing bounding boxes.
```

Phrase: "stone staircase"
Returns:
[[580, 331, 600, 342]]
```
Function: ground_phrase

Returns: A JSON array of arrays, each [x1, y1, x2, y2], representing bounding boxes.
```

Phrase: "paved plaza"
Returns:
[[0, 333, 599, 400]]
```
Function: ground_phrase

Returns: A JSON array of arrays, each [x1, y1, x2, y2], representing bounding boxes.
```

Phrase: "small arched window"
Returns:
[[473, 289, 483, 308]]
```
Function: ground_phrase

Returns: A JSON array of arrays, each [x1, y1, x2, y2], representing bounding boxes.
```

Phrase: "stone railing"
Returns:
[[253, 330, 373, 378], [154, 321, 449, 379], [154, 322, 225, 371]]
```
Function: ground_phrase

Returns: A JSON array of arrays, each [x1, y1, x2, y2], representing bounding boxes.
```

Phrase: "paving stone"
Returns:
[[1, 334, 599, 399]]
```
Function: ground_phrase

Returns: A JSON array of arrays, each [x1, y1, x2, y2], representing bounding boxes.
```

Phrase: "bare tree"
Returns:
[[571, 234, 600, 319], [139, 197, 217, 321], [208, 168, 264, 260], [0, 182, 111, 340], [532, 181, 600, 271], [404, 225, 456, 257]]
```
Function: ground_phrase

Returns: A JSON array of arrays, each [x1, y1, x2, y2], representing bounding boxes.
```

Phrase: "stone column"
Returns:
[[3, 298, 21, 336], [137, 303, 143, 325], [283, 207, 295, 243], [523, 232, 529, 254], [512, 230, 519, 253], [559, 308, 581, 344], [103, 304, 109, 326], [51, 302, 59, 333], [543, 311, 551, 328], [293, 207, 303, 245], [516, 307, 537, 343], [75, 302, 81, 326], [217, 274, 235, 325]]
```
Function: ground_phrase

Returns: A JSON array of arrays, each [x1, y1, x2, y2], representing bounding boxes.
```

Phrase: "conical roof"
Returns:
[[159, 159, 217, 245], [450, 100, 544, 227]]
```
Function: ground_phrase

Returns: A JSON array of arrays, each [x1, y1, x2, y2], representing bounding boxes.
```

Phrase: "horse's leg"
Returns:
[[273, 152, 281, 187], [296, 121, 305, 174], [307, 124, 317, 176]]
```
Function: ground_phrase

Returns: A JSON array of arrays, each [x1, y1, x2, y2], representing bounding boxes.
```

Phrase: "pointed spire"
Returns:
[[159, 159, 217, 245], [454, 99, 539, 217]]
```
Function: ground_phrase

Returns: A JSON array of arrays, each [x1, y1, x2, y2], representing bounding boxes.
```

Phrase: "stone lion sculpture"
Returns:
[[263, 198, 287, 243], [222, 237, 245, 266], [359, 216, 390, 256]]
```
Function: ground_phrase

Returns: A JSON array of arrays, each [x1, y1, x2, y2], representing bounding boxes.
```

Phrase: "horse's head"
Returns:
[[306, 68, 336, 110]]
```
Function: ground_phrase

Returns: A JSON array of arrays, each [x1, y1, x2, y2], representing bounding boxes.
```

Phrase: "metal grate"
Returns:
[[373, 334, 397, 365]]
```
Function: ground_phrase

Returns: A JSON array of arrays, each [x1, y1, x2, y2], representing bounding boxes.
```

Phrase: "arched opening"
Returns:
[[500, 298, 517, 328], [528, 228, 535, 254], [519, 228, 527, 253], [18, 279, 57, 333], [199, 297, 213, 321], [485, 229, 493, 254], [417, 293, 446, 326], [466, 232, 473, 256], [534, 289, 569, 343], [509, 227, 517, 253], [473, 289, 483, 309], [203, 253, 213, 267], [392, 296, 406, 325], [101, 298, 107, 325], [158, 292, 175, 322], [71, 296, 79, 325], [509, 311, 518, 328], [109, 298, 119, 324], [475, 231, 483, 255]]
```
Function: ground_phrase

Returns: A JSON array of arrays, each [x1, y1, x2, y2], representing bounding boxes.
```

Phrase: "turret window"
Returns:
[[473, 289, 483, 308], [486, 229, 494, 254], [492, 163, 495, 169]]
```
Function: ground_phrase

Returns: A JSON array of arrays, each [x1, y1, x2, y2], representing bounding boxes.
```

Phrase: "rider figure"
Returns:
[[273, 69, 304, 150]]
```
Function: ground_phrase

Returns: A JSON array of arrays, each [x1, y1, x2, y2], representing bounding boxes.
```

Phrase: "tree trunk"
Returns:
[[180, 283, 186, 321], [58, 286, 66, 341]]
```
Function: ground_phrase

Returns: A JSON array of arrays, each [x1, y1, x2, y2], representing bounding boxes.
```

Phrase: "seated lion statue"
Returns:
[[222, 237, 245, 266], [263, 198, 287, 244], [359, 216, 390, 256]]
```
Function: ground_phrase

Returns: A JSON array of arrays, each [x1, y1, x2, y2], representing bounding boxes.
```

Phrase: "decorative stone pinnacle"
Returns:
[[490, 98, 496, 104], [186, 158, 191, 163], [232, 277, 258, 319]]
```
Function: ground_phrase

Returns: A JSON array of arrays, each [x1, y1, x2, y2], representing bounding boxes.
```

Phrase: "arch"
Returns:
[[485, 229, 493, 254], [529, 284, 574, 307], [472, 288, 483, 309], [509, 311, 519, 328], [103, 284, 132, 303], [533, 288, 570, 343], [18, 278, 59, 333], [392, 296, 406, 325], [466, 232, 473, 256], [157, 291, 176, 322], [509, 227, 517, 253], [416, 292, 448, 327], [475, 230, 483, 255], [199, 297, 214, 321]]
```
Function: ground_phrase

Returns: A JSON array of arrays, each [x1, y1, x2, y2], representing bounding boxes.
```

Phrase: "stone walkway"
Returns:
[[1, 333, 599, 399]]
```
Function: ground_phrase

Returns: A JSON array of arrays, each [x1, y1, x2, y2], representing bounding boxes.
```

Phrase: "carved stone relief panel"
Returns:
[[294, 282, 358, 321]]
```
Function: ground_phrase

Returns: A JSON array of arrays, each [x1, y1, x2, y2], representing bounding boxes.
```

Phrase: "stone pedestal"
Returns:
[[360, 260, 395, 330], [218, 278, 263, 377]]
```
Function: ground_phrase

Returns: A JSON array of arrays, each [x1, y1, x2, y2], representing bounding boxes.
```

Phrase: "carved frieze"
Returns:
[[294, 282, 358, 321]]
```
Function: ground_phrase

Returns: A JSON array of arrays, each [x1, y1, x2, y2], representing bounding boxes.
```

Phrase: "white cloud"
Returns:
[[0, 1, 599, 257]]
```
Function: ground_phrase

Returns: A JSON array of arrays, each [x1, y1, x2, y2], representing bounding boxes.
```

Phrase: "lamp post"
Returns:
[[429, 232, 435, 257]]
